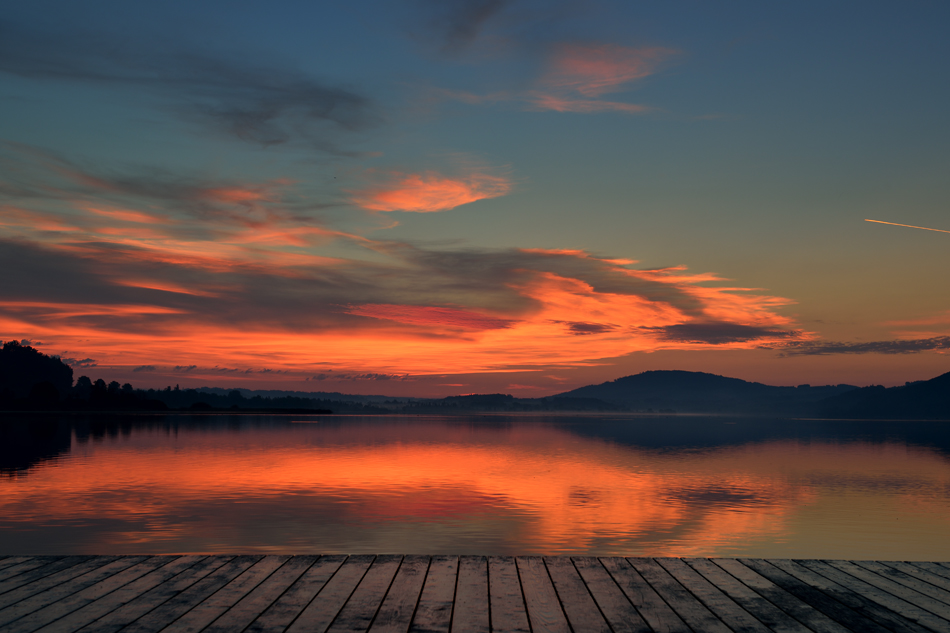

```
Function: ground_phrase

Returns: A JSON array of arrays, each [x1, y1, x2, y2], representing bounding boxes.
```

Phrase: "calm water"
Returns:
[[2, 413, 949, 559]]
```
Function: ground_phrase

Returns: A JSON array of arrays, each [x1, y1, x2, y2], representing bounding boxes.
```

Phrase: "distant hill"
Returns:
[[558, 370, 858, 415], [817, 371, 950, 419]]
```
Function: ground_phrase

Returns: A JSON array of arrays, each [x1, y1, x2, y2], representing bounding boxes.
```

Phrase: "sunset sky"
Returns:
[[2, 1, 949, 396]]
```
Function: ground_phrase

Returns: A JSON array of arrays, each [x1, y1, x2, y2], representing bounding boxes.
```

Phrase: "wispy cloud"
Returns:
[[347, 304, 515, 330], [417, 0, 514, 54], [540, 43, 676, 97], [526, 95, 651, 114], [309, 372, 414, 382], [774, 337, 950, 356], [0, 23, 379, 152], [434, 42, 678, 114], [351, 170, 511, 212], [650, 322, 801, 345]]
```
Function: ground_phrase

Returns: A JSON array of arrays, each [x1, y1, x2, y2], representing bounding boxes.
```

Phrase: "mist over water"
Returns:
[[2, 414, 949, 559]]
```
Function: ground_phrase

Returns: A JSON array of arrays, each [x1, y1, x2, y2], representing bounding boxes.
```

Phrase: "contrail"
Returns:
[[865, 219, 950, 234]]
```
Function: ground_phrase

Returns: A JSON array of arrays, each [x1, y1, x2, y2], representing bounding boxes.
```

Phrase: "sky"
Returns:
[[2, 0, 949, 397]]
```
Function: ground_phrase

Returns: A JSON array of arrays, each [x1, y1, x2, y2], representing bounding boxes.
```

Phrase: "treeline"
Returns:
[[0, 341, 349, 413], [140, 386, 385, 413]]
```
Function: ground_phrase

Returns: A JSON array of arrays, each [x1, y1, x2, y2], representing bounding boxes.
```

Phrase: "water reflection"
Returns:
[[1, 414, 949, 559]]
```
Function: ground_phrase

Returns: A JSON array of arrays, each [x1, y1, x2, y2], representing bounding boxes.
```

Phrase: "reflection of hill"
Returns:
[[556, 415, 950, 459], [0, 418, 72, 475], [560, 370, 857, 415]]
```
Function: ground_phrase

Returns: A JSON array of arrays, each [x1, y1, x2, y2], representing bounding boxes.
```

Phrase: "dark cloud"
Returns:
[[775, 337, 950, 356], [419, 0, 513, 54], [133, 365, 156, 372], [382, 242, 707, 316], [0, 22, 379, 152], [0, 142, 337, 230], [554, 321, 618, 336], [310, 373, 413, 381], [647, 322, 801, 345], [173, 365, 198, 373], [58, 356, 98, 368], [19, 339, 43, 346]]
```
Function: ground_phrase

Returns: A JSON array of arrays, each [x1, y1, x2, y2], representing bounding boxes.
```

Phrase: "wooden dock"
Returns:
[[0, 555, 949, 632]]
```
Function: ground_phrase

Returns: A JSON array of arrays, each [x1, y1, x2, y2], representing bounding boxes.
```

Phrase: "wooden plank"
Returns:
[[327, 555, 402, 633], [202, 556, 317, 633], [159, 555, 290, 633], [118, 555, 262, 633], [33, 556, 206, 633], [626, 558, 732, 633], [766, 559, 932, 633], [245, 555, 346, 633], [571, 557, 650, 633], [799, 559, 950, 633], [0, 558, 38, 574], [599, 557, 689, 633], [0, 559, 65, 585], [0, 556, 129, 619], [904, 562, 950, 587], [657, 558, 770, 633], [285, 555, 374, 633], [408, 555, 457, 633], [738, 559, 894, 633], [0, 557, 94, 598], [824, 560, 950, 620], [917, 562, 950, 581], [450, 556, 488, 633], [487, 556, 529, 633], [369, 555, 429, 633], [543, 557, 610, 633], [698, 559, 845, 633], [855, 560, 950, 605], [2, 556, 170, 633], [516, 556, 569, 633], [74, 556, 233, 633]]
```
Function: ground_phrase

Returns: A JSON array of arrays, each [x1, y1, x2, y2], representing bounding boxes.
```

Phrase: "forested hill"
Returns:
[[558, 370, 858, 415], [816, 371, 950, 419]]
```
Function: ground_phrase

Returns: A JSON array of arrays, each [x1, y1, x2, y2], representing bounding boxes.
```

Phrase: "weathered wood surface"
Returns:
[[0, 557, 948, 632]]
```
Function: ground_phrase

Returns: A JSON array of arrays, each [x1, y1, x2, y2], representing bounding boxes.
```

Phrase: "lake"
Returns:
[[2, 413, 949, 559]]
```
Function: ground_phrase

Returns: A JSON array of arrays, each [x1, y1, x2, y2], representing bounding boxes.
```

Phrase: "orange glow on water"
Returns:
[[3, 419, 949, 557]]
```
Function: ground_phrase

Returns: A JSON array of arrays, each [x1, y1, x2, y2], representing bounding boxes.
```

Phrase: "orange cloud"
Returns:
[[85, 206, 170, 224], [352, 171, 511, 212], [437, 43, 677, 115], [347, 304, 515, 330], [542, 44, 676, 97]]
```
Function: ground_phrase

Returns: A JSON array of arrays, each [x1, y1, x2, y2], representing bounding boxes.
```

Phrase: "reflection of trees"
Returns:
[[0, 418, 72, 475]]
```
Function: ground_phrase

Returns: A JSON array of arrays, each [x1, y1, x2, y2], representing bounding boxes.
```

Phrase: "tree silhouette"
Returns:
[[0, 340, 73, 400]]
